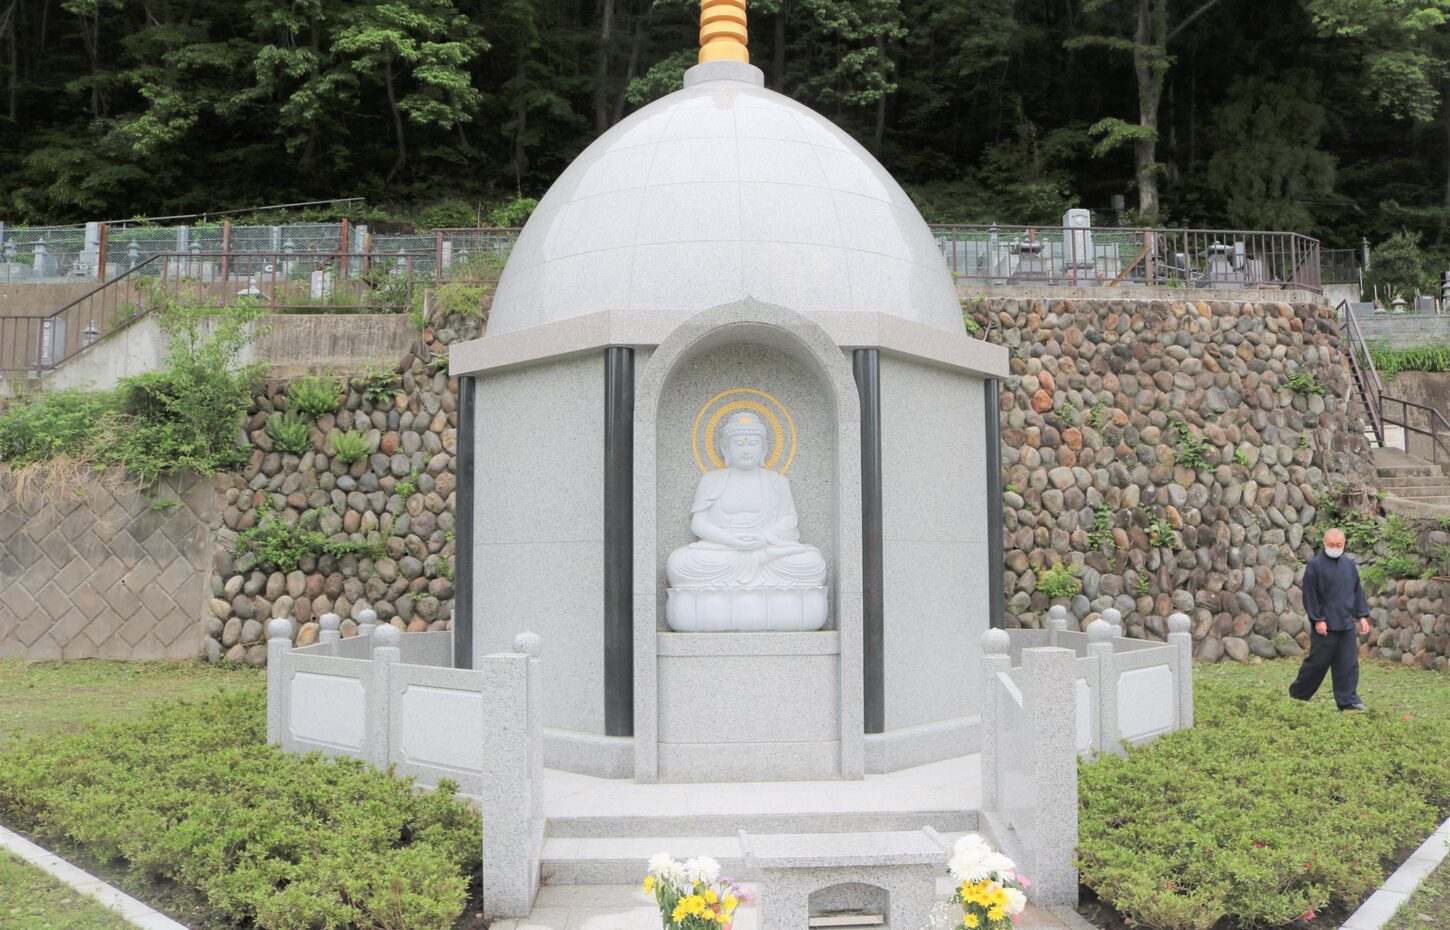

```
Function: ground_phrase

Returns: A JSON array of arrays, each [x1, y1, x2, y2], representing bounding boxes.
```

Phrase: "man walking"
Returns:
[[1289, 528, 1371, 710]]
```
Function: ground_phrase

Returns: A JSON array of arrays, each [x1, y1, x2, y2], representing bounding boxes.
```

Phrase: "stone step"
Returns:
[[1373, 476, 1450, 489], [1376, 465, 1443, 478], [540, 830, 971, 886], [542, 834, 747, 885], [1385, 488, 1450, 500], [546, 809, 975, 839]]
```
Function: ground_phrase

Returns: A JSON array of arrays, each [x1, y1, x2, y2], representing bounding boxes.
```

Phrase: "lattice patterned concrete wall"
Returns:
[[0, 471, 216, 660]]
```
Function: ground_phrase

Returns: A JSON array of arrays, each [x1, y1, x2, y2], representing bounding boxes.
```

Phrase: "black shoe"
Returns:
[[1338, 703, 1366, 711]]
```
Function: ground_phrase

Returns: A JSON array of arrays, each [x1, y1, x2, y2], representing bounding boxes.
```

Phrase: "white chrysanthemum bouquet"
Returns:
[[643, 854, 748, 929], [947, 834, 1029, 928]]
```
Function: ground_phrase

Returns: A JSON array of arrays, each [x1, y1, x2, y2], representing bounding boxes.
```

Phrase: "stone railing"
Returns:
[[265, 615, 544, 919], [977, 606, 1194, 907]]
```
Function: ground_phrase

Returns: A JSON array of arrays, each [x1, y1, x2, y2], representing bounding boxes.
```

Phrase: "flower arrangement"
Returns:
[[947, 834, 1029, 928], [643, 854, 747, 929]]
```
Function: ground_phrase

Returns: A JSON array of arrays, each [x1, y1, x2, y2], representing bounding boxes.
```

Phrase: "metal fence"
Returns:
[[933, 224, 1322, 294], [1322, 248, 1359, 286]]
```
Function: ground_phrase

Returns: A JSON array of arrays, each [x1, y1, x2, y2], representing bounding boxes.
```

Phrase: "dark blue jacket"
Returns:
[[1302, 553, 1370, 632]]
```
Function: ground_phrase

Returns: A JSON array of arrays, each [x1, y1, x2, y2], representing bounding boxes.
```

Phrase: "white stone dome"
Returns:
[[488, 61, 964, 336]]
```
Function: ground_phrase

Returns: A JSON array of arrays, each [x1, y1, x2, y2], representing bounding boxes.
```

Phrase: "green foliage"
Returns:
[[1204, 74, 1335, 231], [105, 298, 264, 484], [431, 281, 489, 319], [1035, 562, 1081, 598], [396, 467, 420, 500], [329, 430, 372, 465], [1369, 230, 1429, 302], [1057, 400, 1077, 427], [1078, 677, 1450, 930], [1367, 341, 1450, 377], [288, 373, 342, 419], [1088, 401, 1108, 430], [1087, 504, 1114, 552], [235, 505, 386, 573], [1232, 447, 1250, 467], [358, 367, 402, 407], [487, 196, 538, 227], [1168, 417, 1210, 470], [1285, 368, 1326, 395], [0, 391, 117, 464], [265, 411, 314, 456], [0, 691, 479, 930], [1135, 573, 1151, 597]]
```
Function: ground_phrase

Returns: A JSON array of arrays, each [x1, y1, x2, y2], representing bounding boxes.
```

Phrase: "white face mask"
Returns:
[[1325, 546, 1344, 559]]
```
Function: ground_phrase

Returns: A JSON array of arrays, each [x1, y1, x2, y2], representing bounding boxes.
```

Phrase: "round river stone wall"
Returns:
[[202, 312, 482, 665], [974, 297, 1377, 662]]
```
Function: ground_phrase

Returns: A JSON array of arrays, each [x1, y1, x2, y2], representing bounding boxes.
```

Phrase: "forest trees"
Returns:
[[0, 0, 1447, 260]]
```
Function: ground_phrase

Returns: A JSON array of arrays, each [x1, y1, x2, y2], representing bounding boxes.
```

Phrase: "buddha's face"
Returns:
[[721, 432, 765, 470]]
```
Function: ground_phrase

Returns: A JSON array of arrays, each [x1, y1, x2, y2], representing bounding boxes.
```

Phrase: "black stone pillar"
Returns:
[[985, 378, 1004, 630], [453, 376, 475, 668], [604, 347, 635, 736], [854, 349, 885, 734]]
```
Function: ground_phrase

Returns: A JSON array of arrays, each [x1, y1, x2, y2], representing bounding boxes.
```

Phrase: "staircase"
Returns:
[[1374, 448, 1450, 517]]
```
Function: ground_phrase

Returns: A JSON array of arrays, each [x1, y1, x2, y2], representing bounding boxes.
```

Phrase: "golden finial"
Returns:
[[699, 0, 748, 64]]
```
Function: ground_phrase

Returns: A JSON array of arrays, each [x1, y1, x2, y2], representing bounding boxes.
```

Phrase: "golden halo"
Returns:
[[692, 388, 797, 473]]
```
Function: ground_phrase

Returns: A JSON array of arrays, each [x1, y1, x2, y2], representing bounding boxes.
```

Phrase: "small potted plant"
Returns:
[[643, 854, 747, 929]]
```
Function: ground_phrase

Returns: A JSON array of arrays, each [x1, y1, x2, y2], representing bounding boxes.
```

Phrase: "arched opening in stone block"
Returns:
[[808, 882, 889, 925]]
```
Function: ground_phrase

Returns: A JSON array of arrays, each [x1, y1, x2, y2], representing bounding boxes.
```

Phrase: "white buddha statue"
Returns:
[[665, 411, 828, 632]]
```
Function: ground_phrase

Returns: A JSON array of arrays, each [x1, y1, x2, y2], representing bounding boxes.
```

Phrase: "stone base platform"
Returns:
[[537, 754, 981, 885], [665, 585, 829, 632], [488, 882, 1083, 930]]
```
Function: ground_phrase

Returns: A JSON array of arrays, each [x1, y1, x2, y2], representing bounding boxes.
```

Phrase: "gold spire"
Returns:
[[699, 0, 748, 64]]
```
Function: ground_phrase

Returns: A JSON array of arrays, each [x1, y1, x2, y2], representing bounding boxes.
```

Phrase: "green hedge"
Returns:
[[0, 691, 480, 930], [1079, 679, 1450, 930]]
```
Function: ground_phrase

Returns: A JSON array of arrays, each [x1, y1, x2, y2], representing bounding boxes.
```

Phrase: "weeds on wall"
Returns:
[[1035, 562, 1081, 598], [329, 430, 372, 465], [1167, 416, 1211, 471], [265, 411, 313, 456], [235, 505, 386, 573], [288, 372, 342, 419], [1308, 484, 1446, 591], [1285, 368, 1326, 396]]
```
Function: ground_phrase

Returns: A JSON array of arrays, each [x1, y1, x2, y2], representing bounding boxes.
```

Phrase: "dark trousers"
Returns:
[[1288, 628, 1362, 707]]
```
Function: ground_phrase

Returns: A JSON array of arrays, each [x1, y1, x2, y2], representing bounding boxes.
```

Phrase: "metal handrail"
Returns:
[[1381, 396, 1450, 467], [1337, 300, 1386, 445]]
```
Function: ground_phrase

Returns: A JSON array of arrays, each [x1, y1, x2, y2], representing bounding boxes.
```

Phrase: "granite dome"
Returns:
[[487, 61, 964, 336]]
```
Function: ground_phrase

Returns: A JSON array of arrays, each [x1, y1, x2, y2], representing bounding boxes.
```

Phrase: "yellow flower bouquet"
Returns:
[[644, 854, 747, 930], [947, 834, 1029, 929]]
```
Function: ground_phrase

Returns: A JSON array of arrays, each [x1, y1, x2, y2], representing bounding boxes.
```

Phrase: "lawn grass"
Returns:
[[1195, 657, 1450, 726], [0, 849, 136, 930], [0, 659, 262, 752], [1385, 859, 1450, 930]]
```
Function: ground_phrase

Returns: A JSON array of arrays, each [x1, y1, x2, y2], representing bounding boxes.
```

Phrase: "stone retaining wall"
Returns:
[[0, 470, 214, 660], [202, 311, 483, 663], [976, 297, 1376, 662], [1366, 578, 1450, 669]]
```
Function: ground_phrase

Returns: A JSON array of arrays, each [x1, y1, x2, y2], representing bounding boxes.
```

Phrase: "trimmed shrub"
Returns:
[[1078, 679, 1450, 930], [0, 690, 479, 930]]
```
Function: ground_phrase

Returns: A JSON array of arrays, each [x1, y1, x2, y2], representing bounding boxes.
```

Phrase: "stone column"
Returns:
[[1085, 619, 1116, 755], [1045, 604, 1069, 645], [1167, 612, 1194, 729], [1021, 646, 1078, 906], [367, 625, 400, 768], [978, 628, 1011, 811], [1100, 607, 1123, 639], [265, 618, 293, 745], [319, 612, 341, 647], [481, 633, 545, 920], [358, 608, 379, 638]]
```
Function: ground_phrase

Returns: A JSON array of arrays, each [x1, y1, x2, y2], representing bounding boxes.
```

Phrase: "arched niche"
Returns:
[[631, 298, 864, 783]]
